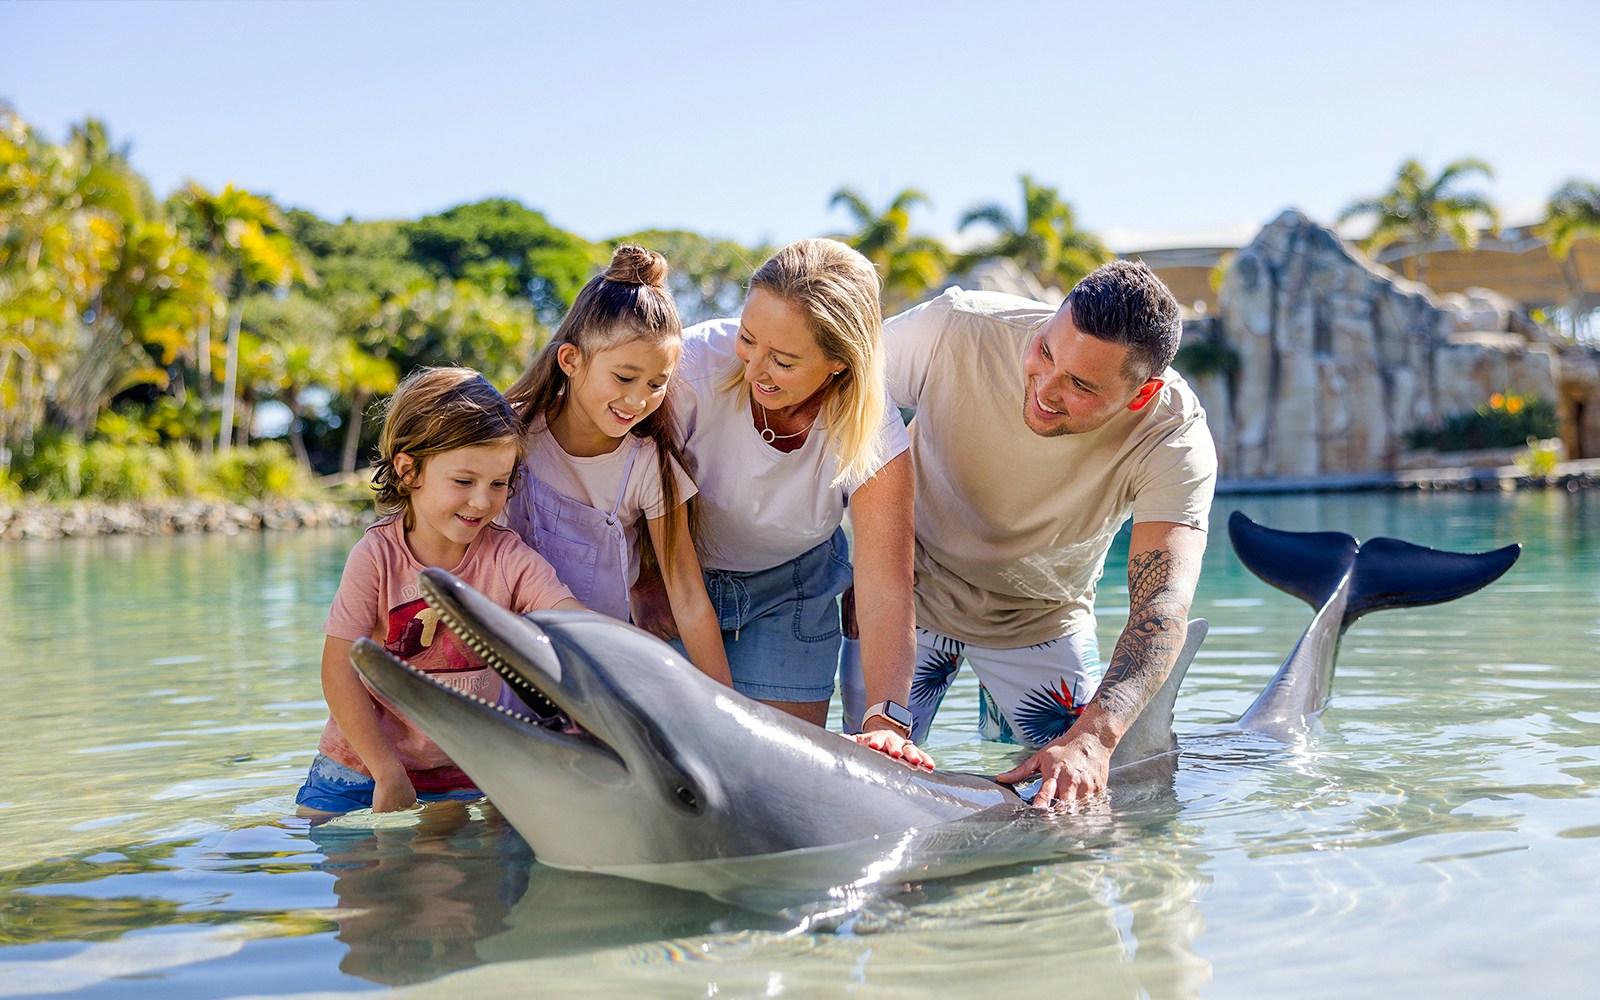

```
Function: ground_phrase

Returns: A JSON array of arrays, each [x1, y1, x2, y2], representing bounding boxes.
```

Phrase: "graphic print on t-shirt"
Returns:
[[383, 597, 475, 672]]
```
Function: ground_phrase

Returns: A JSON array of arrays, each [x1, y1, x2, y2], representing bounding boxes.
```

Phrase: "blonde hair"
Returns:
[[504, 244, 699, 571], [370, 366, 525, 529], [720, 238, 887, 486]]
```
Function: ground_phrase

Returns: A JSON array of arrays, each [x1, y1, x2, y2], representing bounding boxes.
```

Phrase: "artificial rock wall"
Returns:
[[1189, 209, 1568, 478]]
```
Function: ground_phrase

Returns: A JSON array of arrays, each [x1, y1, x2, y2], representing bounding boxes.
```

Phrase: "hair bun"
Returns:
[[605, 244, 669, 288]]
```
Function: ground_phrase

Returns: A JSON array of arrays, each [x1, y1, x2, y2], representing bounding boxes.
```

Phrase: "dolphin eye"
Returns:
[[674, 785, 699, 810]]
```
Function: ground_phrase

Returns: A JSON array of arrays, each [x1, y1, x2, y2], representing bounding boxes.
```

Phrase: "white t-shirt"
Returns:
[[673, 318, 911, 573], [884, 287, 1217, 647]]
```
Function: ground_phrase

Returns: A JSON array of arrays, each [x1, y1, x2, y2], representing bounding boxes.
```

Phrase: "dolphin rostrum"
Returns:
[[346, 512, 1518, 885]]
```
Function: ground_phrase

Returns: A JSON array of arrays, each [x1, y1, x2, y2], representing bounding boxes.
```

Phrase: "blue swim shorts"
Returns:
[[692, 526, 855, 703], [294, 753, 483, 814]]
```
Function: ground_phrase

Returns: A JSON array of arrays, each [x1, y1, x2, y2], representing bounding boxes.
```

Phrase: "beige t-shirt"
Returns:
[[884, 287, 1217, 647]]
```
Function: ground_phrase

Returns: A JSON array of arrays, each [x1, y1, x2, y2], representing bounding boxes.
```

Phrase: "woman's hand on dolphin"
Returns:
[[852, 729, 935, 770], [996, 730, 1113, 809]]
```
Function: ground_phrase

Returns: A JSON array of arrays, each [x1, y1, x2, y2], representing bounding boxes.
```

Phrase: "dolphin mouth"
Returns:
[[348, 570, 620, 765]]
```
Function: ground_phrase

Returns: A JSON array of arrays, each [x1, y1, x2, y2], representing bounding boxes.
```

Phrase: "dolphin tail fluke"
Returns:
[[1345, 535, 1522, 625], [1108, 618, 1208, 771], [1228, 510, 1521, 630], [1227, 510, 1358, 609]]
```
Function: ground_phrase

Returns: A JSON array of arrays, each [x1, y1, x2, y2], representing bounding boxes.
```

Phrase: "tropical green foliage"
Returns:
[[1538, 179, 1600, 342], [14, 434, 310, 502], [1539, 179, 1600, 261], [402, 198, 600, 323], [828, 187, 949, 309], [1338, 158, 1500, 286], [956, 174, 1111, 293], [1404, 393, 1558, 453]]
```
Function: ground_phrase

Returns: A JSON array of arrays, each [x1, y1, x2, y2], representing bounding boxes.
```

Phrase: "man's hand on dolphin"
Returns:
[[996, 721, 1114, 809]]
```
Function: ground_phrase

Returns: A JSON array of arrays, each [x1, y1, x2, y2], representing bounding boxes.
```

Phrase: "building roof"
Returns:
[[1114, 216, 1600, 318]]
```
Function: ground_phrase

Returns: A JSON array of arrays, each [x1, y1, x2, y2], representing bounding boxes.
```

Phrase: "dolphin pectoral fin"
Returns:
[[1228, 510, 1358, 609], [1108, 618, 1208, 772], [1346, 536, 1522, 624]]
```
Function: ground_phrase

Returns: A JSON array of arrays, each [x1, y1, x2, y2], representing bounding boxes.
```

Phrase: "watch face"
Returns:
[[868, 700, 912, 729]]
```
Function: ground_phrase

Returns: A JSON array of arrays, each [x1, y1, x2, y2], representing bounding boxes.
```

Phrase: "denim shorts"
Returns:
[[693, 526, 855, 703], [294, 753, 483, 814]]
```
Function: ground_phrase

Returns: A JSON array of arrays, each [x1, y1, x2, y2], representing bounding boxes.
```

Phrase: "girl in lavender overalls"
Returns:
[[501, 246, 731, 688]]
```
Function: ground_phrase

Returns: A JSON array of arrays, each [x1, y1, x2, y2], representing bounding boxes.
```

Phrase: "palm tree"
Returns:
[[956, 174, 1111, 294], [828, 187, 949, 309], [0, 109, 206, 455], [1337, 158, 1500, 287], [170, 182, 314, 452], [1538, 179, 1600, 341]]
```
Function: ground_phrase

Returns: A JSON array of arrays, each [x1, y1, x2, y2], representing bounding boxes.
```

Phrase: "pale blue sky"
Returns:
[[3, 0, 1596, 250]]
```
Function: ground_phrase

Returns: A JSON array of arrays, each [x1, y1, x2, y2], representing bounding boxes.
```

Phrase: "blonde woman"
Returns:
[[635, 238, 928, 769]]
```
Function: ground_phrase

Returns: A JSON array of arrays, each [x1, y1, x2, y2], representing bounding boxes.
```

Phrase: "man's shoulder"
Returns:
[[936, 286, 1057, 329]]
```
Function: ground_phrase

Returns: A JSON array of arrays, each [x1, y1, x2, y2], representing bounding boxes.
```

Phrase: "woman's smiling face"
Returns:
[[734, 288, 844, 414]]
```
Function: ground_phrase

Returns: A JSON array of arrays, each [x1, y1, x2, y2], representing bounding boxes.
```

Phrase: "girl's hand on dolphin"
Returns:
[[852, 729, 936, 770], [996, 731, 1112, 809]]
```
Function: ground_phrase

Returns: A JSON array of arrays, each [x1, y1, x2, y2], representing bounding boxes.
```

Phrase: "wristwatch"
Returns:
[[861, 699, 913, 739]]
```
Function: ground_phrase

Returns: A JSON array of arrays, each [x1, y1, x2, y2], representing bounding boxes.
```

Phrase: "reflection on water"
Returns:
[[0, 492, 1596, 998]]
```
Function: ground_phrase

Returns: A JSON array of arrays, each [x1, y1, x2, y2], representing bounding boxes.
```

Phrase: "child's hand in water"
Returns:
[[371, 770, 419, 813]]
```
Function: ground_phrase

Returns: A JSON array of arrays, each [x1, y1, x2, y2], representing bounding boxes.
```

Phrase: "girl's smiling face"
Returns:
[[553, 337, 678, 456], [396, 440, 519, 567], [734, 289, 845, 416]]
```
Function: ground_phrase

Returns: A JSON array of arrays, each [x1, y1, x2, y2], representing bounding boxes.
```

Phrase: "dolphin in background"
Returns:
[[1227, 511, 1521, 737], [346, 512, 1519, 897]]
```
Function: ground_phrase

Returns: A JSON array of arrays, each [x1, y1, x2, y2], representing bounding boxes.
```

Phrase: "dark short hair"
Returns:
[[1066, 259, 1182, 384]]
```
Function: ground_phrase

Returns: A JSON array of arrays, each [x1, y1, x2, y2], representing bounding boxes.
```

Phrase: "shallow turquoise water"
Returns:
[[1, 491, 1596, 998]]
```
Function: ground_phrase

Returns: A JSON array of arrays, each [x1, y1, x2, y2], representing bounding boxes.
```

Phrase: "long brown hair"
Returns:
[[504, 244, 700, 572], [371, 366, 525, 530]]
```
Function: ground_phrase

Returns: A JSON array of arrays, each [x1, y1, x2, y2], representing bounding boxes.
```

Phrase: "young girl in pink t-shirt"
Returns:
[[296, 366, 583, 817]]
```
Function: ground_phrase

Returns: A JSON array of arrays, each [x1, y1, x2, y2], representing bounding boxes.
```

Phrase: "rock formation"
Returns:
[[1189, 209, 1583, 478]]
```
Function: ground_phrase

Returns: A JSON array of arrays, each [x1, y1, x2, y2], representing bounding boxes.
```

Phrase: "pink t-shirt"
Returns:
[[317, 516, 574, 783]]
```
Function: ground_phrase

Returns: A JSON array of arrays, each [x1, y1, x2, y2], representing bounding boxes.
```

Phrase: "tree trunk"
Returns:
[[340, 389, 370, 475], [218, 304, 242, 452], [196, 311, 213, 459]]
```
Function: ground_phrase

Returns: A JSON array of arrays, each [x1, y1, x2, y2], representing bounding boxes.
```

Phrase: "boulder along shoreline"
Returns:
[[0, 498, 366, 541]]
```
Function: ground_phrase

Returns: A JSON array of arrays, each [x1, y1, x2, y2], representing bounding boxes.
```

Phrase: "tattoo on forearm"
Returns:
[[1095, 548, 1189, 726]]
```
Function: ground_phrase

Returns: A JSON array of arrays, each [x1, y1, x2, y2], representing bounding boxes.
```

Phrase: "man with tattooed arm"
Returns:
[[842, 259, 1216, 808]]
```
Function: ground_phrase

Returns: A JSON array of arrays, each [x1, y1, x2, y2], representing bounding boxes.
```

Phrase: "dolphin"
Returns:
[[348, 567, 1206, 876], [345, 513, 1519, 892]]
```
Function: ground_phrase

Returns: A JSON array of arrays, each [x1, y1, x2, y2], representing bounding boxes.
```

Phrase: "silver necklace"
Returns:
[[758, 402, 816, 443]]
